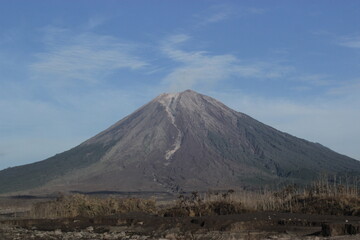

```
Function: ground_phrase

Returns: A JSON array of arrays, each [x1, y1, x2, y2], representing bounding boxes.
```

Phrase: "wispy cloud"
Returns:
[[194, 5, 265, 28], [292, 74, 335, 87], [338, 35, 360, 49], [0, 26, 154, 169], [161, 34, 292, 91], [203, 11, 231, 24], [86, 16, 108, 29], [194, 5, 233, 27], [327, 80, 360, 96], [246, 7, 266, 15], [30, 28, 147, 84]]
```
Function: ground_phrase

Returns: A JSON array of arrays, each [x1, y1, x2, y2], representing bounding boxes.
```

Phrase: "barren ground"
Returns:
[[1, 211, 360, 239]]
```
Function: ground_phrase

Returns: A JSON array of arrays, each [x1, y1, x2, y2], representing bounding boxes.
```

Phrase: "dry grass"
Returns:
[[162, 190, 244, 217], [261, 175, 360, 216], [29, 194, 157, 218], [164, 175, 360, 217], [0, 196, 51, 218], [25, 176, 360, 219]]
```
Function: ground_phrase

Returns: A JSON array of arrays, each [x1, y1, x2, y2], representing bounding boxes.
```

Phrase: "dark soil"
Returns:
[[1, 211, 360, 239]]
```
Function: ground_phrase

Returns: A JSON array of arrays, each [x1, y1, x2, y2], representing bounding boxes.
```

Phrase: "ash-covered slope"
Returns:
[[1, 90, 359, 194]]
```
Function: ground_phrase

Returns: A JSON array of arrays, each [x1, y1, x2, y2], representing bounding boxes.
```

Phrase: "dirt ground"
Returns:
[[1, 211, 360, 240], [0, 194, 360, 240]]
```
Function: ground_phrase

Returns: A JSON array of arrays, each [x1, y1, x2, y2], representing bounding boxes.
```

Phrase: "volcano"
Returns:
[[1, 90, 359, 194]]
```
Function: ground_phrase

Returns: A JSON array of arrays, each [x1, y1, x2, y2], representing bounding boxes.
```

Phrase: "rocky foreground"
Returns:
[[1, 224, 360, 240], [1, 226, 360, 240], [1, 212, 360, 240]]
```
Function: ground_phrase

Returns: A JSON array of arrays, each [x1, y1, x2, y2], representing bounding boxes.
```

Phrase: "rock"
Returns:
[[165, 233, 177, 239], [35, 232, 46, 237], [322, 223, 360, 236], [73, 232, 83, 238], [86, 226, 94, 232]]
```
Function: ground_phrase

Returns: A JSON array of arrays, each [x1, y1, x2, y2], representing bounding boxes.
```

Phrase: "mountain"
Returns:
[[1, 90, 359, 194]]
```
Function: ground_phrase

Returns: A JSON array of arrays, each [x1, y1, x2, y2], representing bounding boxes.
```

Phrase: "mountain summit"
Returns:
[[1, 90, 360, 194]]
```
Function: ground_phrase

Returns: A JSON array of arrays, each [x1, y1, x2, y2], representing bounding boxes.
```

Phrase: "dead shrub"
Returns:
[[164, 176, 360, 217], [29, 194, 157, 219], [267, 177, 360, 216], [163, 190, 245, 217], [281, 195, 360, 216]]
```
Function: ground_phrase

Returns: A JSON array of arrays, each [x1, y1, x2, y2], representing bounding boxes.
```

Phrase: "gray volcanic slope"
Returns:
[[1, 90, 360, 194]]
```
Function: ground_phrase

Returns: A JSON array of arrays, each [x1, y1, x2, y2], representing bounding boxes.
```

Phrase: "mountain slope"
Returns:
[[1, 90, 359, 194]]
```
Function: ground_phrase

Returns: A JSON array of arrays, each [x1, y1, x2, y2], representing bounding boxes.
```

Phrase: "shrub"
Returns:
[[29, 194, 157, 218]]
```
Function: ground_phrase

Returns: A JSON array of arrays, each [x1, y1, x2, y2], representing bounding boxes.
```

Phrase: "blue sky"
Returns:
[[1, 0, 360, 170]]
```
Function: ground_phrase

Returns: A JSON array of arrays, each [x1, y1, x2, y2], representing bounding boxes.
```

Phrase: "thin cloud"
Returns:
[[247, 7, 266, 15], [194, 5, 233, 27], [338, 35, 360, 49], [204, 11, 231, 24], [327, 80, 360, 96], [195, 5, 265, 28], [161, 34, 293, 91], [30, 28, 148, 84], [86, 16, 108, 29], [292, 74, 335, 87]]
